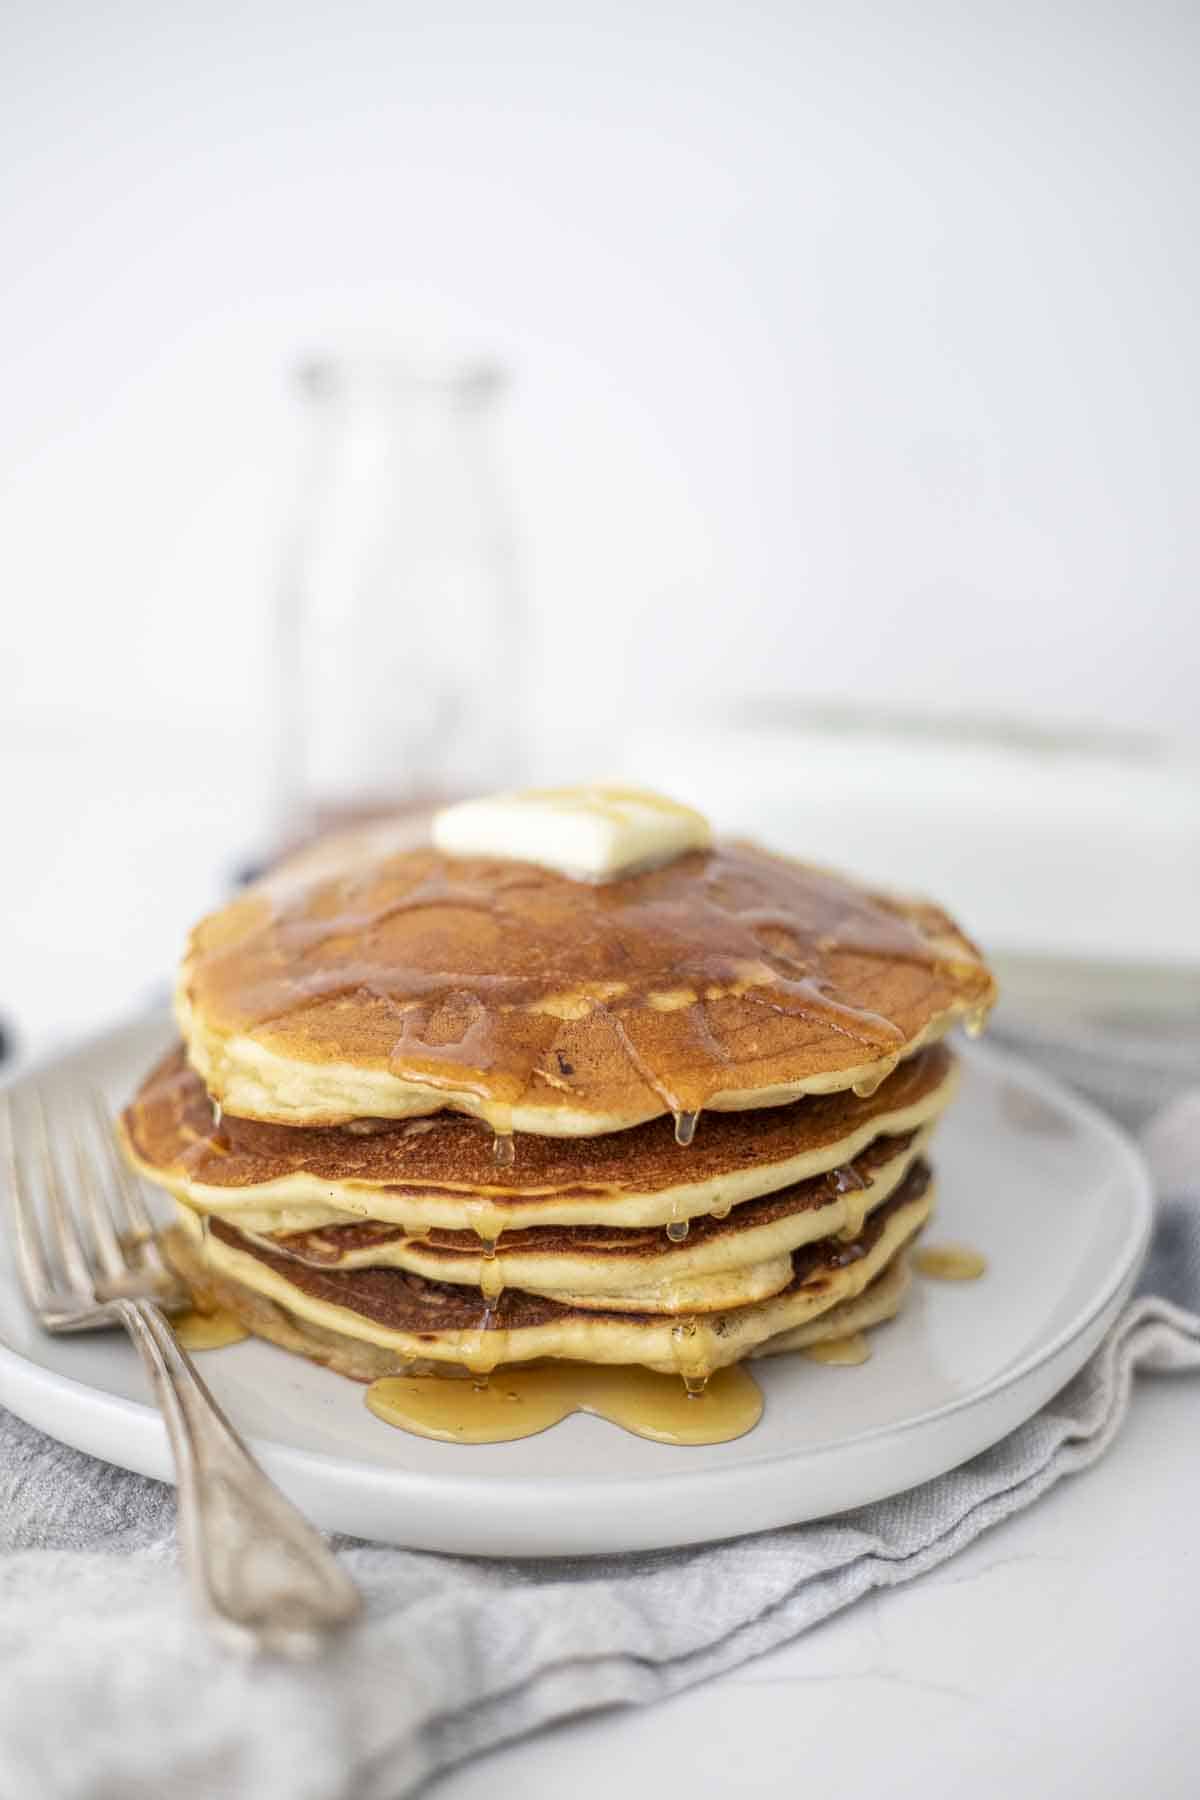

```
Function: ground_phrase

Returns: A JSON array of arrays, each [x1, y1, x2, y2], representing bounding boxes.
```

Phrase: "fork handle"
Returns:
[[115, 1297, 362, 1655]]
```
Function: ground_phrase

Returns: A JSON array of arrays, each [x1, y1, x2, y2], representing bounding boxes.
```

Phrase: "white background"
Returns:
[[2, 0, 1198, 1044], [4, 0, 1198, 745]]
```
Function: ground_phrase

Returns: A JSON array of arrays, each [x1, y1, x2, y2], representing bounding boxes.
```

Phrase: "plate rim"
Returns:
[[0, 1017, 1154, 1514]]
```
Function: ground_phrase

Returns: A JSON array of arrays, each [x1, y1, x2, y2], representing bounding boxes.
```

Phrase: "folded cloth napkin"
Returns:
[[0, 1100, 1197, 1800]]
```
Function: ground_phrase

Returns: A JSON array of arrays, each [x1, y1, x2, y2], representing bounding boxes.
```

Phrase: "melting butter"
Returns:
[[365, 1361, 762, 1445], [173, 1308, 249, 1351], [914, 1243, 988, 1281], [431, 784, 712, 881]]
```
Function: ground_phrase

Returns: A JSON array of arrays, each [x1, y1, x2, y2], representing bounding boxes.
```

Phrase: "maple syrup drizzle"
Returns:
[[674, 1110, 699, 1147], [173, 1308, 249, 1351], [914, 1243, 988, 1281], [464, 1199, 506, 1249], [492, 1131, 516, 1169], [837, 1191, 870, 1244], [459, 1306, 501, 1376], [665, 1219, 690, 1243], [824, 1160, 870, 1241], [201, 844, 991, 1138], [364, 1362, 762, 1445], [801, 1332, 871, 1366], [852, 1068, 891, 1100], [478, 1257, 506, 1303], [669, 1316, 721, 1385], [964, 1002, 990, 1039]]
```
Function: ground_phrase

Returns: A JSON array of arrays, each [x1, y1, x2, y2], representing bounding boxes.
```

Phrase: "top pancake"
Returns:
[[178, 827, 993, 1134]]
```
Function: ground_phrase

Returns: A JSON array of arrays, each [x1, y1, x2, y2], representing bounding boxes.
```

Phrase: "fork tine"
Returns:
[[86, 1090, 166, 1274], [32, 1089, 94, 1298], [2, 1093, 57, 1311], [73, 1118, 128, 1283]]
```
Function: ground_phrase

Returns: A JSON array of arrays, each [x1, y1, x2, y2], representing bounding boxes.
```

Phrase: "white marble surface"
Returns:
[[434, 1375, 1200, 1799]]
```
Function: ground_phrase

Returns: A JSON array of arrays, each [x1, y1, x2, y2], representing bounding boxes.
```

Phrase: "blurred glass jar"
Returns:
[[273, 351, 523, 841]]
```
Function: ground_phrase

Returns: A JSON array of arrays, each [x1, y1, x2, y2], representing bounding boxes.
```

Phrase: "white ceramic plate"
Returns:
[[0, 1016, 1152, 1557]]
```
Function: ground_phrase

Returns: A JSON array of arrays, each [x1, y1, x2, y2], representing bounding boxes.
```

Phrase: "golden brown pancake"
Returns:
[[170, 1239, 913, 1383], [164, 1161, 933, 1375], [177, 832, 993, 1132], [750, 1253, 912, 1358], [122, 1039, 955, 1232], [227, 1129, 928, 1315]]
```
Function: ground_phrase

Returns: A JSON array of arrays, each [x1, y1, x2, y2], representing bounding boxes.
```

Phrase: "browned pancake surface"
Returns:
[[208, 1163, 930, 1336], [180, 840, 992, 1126], [125, 1040, 950, 1199], [269, 1129, 916, 1268]]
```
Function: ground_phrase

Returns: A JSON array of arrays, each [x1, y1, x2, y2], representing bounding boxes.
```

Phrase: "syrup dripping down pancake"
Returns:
[[122, 1041, 955, 1233], [177, 832, 993, 1132], [163, 1161, 933, 1377], [226, 1130, 930, 1314]]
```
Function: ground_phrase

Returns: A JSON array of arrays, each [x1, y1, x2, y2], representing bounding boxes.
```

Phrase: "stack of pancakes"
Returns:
[[121, 820, 995, 1386]]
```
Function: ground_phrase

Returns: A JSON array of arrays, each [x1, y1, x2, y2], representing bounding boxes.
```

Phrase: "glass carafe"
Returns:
[[273, 352, 523, 843]]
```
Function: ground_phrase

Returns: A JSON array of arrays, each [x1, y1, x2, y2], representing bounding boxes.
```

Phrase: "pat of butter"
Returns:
[[432, 784, 712, 880]]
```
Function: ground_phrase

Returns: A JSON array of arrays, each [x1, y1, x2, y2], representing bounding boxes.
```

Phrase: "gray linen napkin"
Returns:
[[0, 1105, 1196, 1800]]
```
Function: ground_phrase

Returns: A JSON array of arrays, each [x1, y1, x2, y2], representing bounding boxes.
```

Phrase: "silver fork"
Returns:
[[2, 1085, 362, 1657]]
